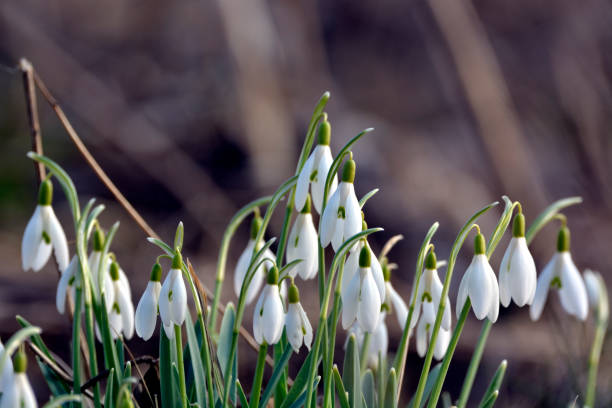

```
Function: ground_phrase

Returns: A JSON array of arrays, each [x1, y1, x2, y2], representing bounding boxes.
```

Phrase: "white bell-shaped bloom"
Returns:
[[21, 180, 69, 273], [56, 255, 79, 315], [107, 261, 134, 340], [411, 251, 452, 331], [499, 214, 537, 307], [286, 196, 319, 280], [320, 159, 362, 252], [416, 302, 451, 360], [0, 351, 36, 408], [135, 270, 162, 341], [294, 119, 338, 214], [385, 281, 408, 328], [0, 340, 13, 393], [285, 284, 313, 352], [234, 216, 275, 304], [253, 267, 284, 345], [583, 269, 602, 311], [159, 254, 188, 336], [365, 312, 389, 368], [530, 227, 588, 321], [342, 239, 385, 304], [457, 234, 499, 323], [88, 250, 115, 313], [342, 247, 382, 332]]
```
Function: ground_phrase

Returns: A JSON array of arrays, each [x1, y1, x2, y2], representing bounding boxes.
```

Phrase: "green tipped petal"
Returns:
[[150, 262, 162, 282]]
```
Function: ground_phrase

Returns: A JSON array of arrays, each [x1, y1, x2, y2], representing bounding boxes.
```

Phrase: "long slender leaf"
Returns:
[[525, 197, 582, 244], [407, 363, 442, 408], [477, 360, 507, 408], [218, 303, 237, 404], [343, 335, 361, 408], [259, 346, 293, 408], [280, 353, 321, 408], [185, 314, 206, 407], [104, 369, 115, 408], [383, 368, 396, 408], [237, 380, 250, 408], [287, 377, 321, 408], [362, 370, 375, 408], [42, 395, 83, 408], [333, 365, 350, 408], [160, 329, 176, 408], [0, 326, 41, 377]]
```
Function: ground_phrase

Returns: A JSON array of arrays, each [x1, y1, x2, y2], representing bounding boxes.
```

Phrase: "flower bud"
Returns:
[[425, 250, 437, 270], [267, 265, 279, 285], [288, 283, 300, 304], [341, 159, 356, 183], [474, 233, 486, 255], [13, 349, 27, 374], [359, 246, 371, 268], [557, 226, 570, 252], [38, 179, 53, 206], [317, 119, 331, 146], [150, 263, 162, 282], [512, 213, 525, 238]]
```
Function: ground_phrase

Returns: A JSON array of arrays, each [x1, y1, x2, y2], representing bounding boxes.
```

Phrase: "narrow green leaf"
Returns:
[[35, 357, 70, 396], [407, 363, 442, 408], [16, 315, 53, 360], [288, 376, 321, 408], [260, 345, 293, 408], [362, 370, 376, 408], [160, 329, 176, 408], [477, 360, 507, 408], [185, 314, 207, 408], [333, 365, 350, 408], [42, 395, 83, 408], [359, 189, 379, 209], [486, 196, 514, 258], [174, 221, 184, 252], [280, 353, 320, 408], [104, 369, 115, 408], [526, 197, 582, 244], [0, 326, 41, 377], [479, 390, 499, 408], [237, 380, 250, 408], [218, 303, 237, 403], [147, 237, 175, 255], [383, 368, 396, 408], [343, 335, 361, 408]]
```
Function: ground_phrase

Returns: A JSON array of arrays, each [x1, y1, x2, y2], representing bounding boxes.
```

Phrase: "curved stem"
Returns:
[[174, 325, 188, 408], [72, 287, 83, 407]]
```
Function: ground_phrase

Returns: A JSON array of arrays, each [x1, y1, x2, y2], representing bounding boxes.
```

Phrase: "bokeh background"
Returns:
[[1, 0, 611, 406]]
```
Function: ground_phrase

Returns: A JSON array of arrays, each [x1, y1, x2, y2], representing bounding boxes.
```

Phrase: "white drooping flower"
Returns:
[[159, 253, 188, 338], [583, 269, 602, 311], [294, 119, 338, 214], [530, 227, 588, 321], [457, 233, 499, 323], [285, 283, 313, 353], [0, 350, 37, 408], [286, 195, 318, 280], [253, 267, 284, 345], [499, 213, 537, 308], [0, 340, 13, 393], [234, 216, 275, 304], [342, 246, 382, 332], [56, 255, 79, 315], [107, 261, 134, 340], [21, 179, 69, 273], [411, 251, 451, 331], [320, 159, 362, 252], [366, 312, 389, 368], [88, 227, 115, 313], [342, 238, 385, 306], [416, 301, 451, 360], [135, 263, 163, 341]]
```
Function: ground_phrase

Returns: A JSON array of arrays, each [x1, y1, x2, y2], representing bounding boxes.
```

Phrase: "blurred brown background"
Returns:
[[1, 0, 611, 406]]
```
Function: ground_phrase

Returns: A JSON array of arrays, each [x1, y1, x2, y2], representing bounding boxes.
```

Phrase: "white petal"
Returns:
[[341, 241, 362, 294], [342, 270, 361, 329], [468, 255, 493, 320], [294, 152, 315, 212], [88, 251, 102, 290], [558, 253, 588, 321], [262, 285, 284, 344], [103, 270, 115, 313], [234, 240, 255, 298], [253, 291, 265, 344], [312, 146, 337, 214], [320, 187, 341, 248], [387, 283, 408, 329], [109, 308, 122, 340], [298, 303, 313, 350], [163, 322, 175, 339], [343, 184, 362, 247], [0, 341, 13, 393], [498, 242, 512, 308], [529, 254, 557, 321], [456, 268, 469, 319], [368, 244, 386, 303], [297, 215, 319, 280], [583, 270, 600, 310], [119, 268, 132, 300], [434, 328, 451, 361], [509, 238, 537, 307], [43, 206, 69, 272], [159, 272, 173, 328], [486, 267, 500, 323], [286, 217, 301, 278], [56, 256, 78, 314], [416, 317, 428, 357], [285, 304, 303, 353], [357, 269, 382, 332], [430, 269, 450, 331], [21, 206, 45, 271], [169, 269, 187, 325], [410, 281, 422, 330], [116, 282, 135, 339], [135, 281, 161, 340]]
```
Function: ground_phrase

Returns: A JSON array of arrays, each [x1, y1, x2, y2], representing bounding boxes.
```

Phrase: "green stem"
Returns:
[[586, 321, 606, 407], [360, 332, 372, 372], [250, 344, 268, 408], [72, 287, 83, 407], [84, 302, 102, 408], [456, 319, 492, 408], [426, 300, 471, 408], [197, 312, 216, 408], [175, 325, 188, 408]]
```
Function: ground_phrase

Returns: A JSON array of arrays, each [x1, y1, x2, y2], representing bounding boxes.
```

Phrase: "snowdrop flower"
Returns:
[[159, 253, 188, 338], [382, 263, 408, 329], [294, 118, 338, 214], [88, 227, 114, 312], [342, 246, 382, 332], [253, 266, 284, 345], [320, 159, 362, 252], [285, 283, 313, 352], [530, 227, 588, 321], [457, 233, 499, 323], [56, 255, 78, 315], [0, 340, 13, 393], [234, 215, 275, 304], [411, 251, 451, 331], [415, 301, 451, 361], [286, 195, 318, 280], [341, 232, 385, 307], [499, 212, 537, 308], [21, 179, 69, 272], [108, 261, 134, 340], [135, 263, 163, 340], [583, 269, 604, 311], [366, 312, 389, 368], [0, 349, 36, 408]]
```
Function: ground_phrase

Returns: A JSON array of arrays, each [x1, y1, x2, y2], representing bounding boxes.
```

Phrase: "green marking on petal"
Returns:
[[422, 292, 432, 302], [168, 290, 173, 301], [310, 169, 318, 182], [337, 206, 346, 219], [550, 277, 562, 289], [42, 230, 51, 244]]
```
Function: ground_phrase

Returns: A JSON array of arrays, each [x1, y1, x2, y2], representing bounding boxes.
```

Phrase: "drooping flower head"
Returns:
[[253, 266, 284, 345], [342, 246, 382, 332], [0, 349, 37, 408], [135, 262, 163, 340], [415, 301, 451, 361], [56, 255, 79, 315], [294, 118, 338, 214], [530, 226, 588, 321], [382, 260, 408, 329], [0, 339, 13, 393], [89, 226, 114, 313], [411, 250, 451, 331], [320, 159, 362, 252], [285, 282, 313, 352], [21, 179, 69, 273], [108, 260, 134, 340], [286, 195, 318, 280], [457, 232, 499, 323], [159, 252, 188, 338], [499, 212, 537, 308], [234, 214, 275, 304]]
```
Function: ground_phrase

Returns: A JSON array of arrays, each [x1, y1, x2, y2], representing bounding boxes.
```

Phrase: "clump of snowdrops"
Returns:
[[1, 92, 609, 408]]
